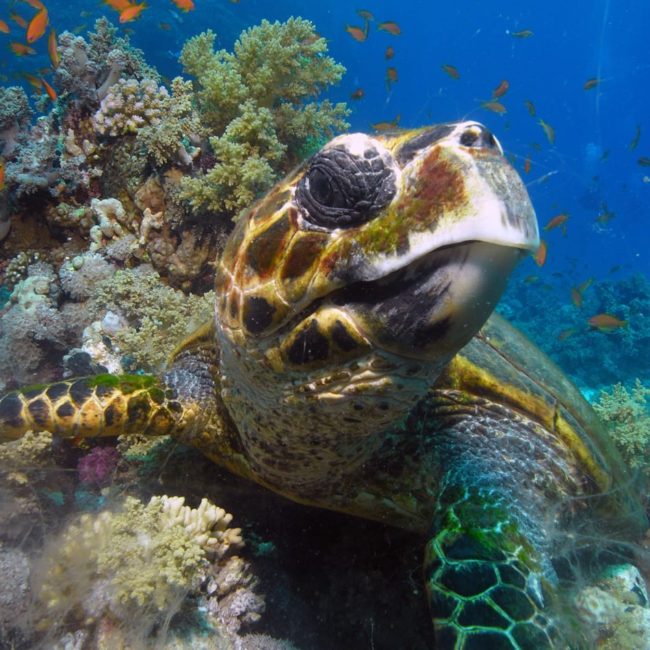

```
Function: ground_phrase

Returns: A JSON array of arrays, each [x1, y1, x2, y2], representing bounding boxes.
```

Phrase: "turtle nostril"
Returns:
[[460, 126, 481, 147], [460, 125, 499, 150]]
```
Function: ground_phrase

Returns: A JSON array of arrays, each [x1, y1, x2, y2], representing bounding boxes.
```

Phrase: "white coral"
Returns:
[[92, 77, 169, 137], [152, 495, 244, 558]]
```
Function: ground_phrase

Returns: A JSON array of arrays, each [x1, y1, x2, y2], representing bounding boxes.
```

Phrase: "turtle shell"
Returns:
[[438, 313, 647, 536]]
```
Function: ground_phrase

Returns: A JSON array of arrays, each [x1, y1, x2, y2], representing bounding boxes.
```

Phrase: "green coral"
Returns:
[[137, 77, 204, 167], [179, 18, 349, 217], [93, 267, 214, 371], [33, 495, 243, 634], [593, 379, 650, 476]]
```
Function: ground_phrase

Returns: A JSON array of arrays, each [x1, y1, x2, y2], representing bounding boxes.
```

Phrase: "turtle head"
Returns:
[[216, 121, 538, 374]]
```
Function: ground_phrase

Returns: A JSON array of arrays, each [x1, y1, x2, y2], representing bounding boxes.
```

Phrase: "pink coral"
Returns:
[[78, 446, 119, 487]]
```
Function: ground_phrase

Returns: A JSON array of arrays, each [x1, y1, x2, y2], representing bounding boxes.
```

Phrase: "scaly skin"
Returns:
[[0, 124, 646, 648]]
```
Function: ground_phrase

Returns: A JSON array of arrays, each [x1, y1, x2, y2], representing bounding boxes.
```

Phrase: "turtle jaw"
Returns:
[[332, 240, 524, 362]]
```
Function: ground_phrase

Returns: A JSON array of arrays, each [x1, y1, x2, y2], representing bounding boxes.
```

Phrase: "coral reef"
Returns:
[[0, 261, 79, 391], [0, 17, 350, 294], [31, 494, 250, 644], [54, 17, 159, 108], [77, 446, 120, 488], [574, 563, 650, 649], [0, 86, 31, 157], [179, 18, 349, 217], [90, 265, 214, 371], [0, 250, 213, 390], [592, 379, 650, 478], [498, 272, 650, 389]]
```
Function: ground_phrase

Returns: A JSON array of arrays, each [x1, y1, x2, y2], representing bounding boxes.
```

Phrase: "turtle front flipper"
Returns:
[[0, 374, 199, 442], [421, 397, 591, 648], [0, 328, 225, 445], [425, 481, 561, 648]]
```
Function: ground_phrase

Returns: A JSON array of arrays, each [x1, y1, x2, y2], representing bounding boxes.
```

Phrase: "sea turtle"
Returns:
[[0, 122, 646, 648]]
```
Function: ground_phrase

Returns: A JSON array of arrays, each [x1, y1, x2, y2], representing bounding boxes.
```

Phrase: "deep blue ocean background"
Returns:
[[2, 0, 649, 387]]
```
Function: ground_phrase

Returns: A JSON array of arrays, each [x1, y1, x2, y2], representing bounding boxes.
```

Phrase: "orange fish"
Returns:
[[378, 21, 400, 35], [0, 159, 4, 191], [587, 313, 627, 330], [628, 124, 641, 151], [345, 24, 367, 42], [10, 41, 36, 55], [170, 0, 195, 12], [21, 71, 42, 89], [47, 28, 59, 68], [481, 101, 506, 114], [119, 3, 147, 23], [21, 0, 45, 9], [570, 287, 582, 308], [441, 64, 460, 79], [40, 76, 56, 101], [594, 202, 615, 225], [0, 20, 10, 34], [356, 9, 374, 21], [557, 328, 577, 341], [158, 22, 171, 30], [371, 115, 400, 132], [385, 45, 394, 59], [9, 12, 28, 29], [26, 8, 48, 43], [576, 277, 593, 293], [539, 119, 555, 144], [533, 239, 547, 266], [350, 88, 364, 100], [385, 66, 397, 89], [103, 0, 132, 11], [492, 79, 509, 98], [583, 77, 600, 90], [543, 213, 569, 231], [523, 157, 531, 174]]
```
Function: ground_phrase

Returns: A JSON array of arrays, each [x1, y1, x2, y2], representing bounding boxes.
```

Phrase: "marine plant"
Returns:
[[179, 18, 350, 217]]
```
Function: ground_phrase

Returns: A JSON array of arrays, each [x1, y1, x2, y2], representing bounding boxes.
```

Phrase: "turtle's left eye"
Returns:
[[296, 140, 397, 229]]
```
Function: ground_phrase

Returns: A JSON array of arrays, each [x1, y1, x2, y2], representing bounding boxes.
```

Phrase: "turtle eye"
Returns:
[[296, 137, 397, 229], [309, 168, 347, 209]]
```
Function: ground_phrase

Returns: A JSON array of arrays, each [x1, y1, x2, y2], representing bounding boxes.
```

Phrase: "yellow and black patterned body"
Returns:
[[1, 123, 646, 648]]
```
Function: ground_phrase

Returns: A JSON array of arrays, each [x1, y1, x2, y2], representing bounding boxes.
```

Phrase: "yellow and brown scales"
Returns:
[[1, 122, 647, 649]]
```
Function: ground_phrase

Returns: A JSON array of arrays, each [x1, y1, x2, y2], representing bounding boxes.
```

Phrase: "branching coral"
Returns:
[[179, 18, 349, 217], [93, 78, 168, 137], [137, 77, 204, 167], [32, 495, 243, 637], [593, 379, 650, 477]]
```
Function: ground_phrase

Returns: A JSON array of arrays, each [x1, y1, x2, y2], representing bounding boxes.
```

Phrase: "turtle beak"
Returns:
[[384, 121, 539, 258]]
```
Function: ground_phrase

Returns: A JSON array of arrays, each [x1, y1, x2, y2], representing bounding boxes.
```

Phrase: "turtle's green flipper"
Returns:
[[0, 374, 198, 442], [425, 483, 560, 649]]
